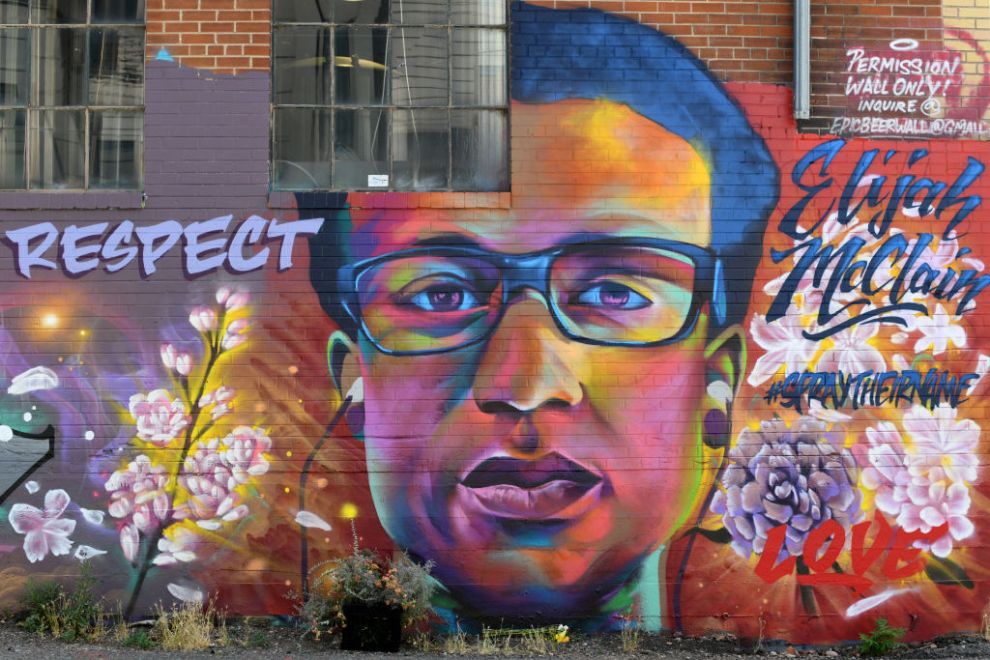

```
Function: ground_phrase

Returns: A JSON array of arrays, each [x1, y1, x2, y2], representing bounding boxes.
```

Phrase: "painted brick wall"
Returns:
[[2, 0, 990, 648]]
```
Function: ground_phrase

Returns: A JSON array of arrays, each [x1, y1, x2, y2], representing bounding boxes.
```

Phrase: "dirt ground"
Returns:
[[2, 620, 990, 660]]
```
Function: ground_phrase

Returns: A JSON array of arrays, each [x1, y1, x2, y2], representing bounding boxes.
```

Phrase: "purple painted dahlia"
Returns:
[[710, 417, 862, 560]]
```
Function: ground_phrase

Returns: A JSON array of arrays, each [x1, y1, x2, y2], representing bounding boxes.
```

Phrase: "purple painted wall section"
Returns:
[[0, 61, 271, 223]]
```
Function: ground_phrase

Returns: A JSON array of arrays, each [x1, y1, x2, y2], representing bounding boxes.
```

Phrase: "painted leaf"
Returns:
[[925, 556, 974, 589]]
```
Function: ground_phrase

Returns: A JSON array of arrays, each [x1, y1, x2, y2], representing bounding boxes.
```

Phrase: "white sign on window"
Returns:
[[368, 174, 389, 187]]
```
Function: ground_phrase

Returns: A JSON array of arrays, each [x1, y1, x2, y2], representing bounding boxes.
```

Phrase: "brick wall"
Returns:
[[146, 0, 271, 74]]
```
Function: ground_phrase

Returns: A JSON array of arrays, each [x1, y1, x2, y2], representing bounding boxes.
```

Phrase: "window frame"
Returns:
[[0, 0, 146, 192], [270, 0, 510, 193]]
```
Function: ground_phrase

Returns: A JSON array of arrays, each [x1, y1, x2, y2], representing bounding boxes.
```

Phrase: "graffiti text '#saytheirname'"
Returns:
[[4, 215, 325, 279], [769, 139, 988, 340], [763, 368, 979, 412]]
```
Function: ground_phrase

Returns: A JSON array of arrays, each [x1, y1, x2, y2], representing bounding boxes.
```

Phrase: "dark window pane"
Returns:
[[31, 109, 85, 188], [0, 28, 29, 105], [33, 0, 87, 23], [0, 109, 25, 187], [273, 0, 332, 23], [452, 109, 506, 191], [89, 28, 144, 105], [0, 0, 29, 23], [451, 0, 505, 25], [92, 0, 145, 23], [391, 27, 447, 106], [274, 26, 331, 105], [273, 107, 333, 190], [335, 26, 388, 105], [392, 109, 447, 190], [334, 108, 388, 188], [38, 28, 87, 105], [333, 0, 387, 25], [452, 28, 504, 106], [391, 0, 445, 24], [89, 110, 141, 188]]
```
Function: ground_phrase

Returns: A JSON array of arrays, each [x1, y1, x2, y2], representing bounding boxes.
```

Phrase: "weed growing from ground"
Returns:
[[153, 599, 228, 651], [123, 629, 155, 649], [859, 618, 905, 657], [20, 562, 113, 641]]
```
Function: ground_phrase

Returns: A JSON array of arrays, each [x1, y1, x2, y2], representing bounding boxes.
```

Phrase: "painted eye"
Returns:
[[409, 285, 480, 312], [575, 283, 650, 310]]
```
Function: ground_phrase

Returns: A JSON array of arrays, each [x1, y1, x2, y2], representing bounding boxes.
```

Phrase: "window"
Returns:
[[272, 0, 508, 192], [0, 0, 145, 191]]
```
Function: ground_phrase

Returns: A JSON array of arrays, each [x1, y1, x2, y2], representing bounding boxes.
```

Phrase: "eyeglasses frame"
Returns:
[[337, 236, 725, 356]]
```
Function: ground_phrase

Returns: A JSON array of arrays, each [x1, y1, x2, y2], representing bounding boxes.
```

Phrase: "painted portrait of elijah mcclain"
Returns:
[[304, 1, 779, 631]]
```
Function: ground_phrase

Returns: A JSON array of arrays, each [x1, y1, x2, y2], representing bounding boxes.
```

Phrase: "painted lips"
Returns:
[[459, 454, 603, 520]]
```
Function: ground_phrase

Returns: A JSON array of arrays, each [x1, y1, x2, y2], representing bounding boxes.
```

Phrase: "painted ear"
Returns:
[[703, 326, 746, 449], [327, 330, 363, 402], [327, 331, 364, 435]]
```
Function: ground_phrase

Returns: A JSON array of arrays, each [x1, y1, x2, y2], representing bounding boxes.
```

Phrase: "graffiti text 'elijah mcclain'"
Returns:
[[767, 139, 988, 340]]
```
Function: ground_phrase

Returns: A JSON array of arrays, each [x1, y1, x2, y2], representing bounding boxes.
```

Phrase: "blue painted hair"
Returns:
[[306, 1, 779, 334]]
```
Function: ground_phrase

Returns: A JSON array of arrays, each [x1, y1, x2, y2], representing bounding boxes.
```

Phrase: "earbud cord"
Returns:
[[299, 394, 353, 600]]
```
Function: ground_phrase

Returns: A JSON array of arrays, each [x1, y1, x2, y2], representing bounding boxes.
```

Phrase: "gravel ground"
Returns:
[[1, 621, 989, 659]]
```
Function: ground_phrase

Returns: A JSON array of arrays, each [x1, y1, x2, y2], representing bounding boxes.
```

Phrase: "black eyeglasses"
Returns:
[[338, 237, 723, 356]]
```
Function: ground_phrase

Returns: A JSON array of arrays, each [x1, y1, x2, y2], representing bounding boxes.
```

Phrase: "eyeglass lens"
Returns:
[[355, 245, 698, 353]]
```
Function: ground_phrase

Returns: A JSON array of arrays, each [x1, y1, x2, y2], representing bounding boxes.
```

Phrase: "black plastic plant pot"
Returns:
[[340, 601, 402, 652]]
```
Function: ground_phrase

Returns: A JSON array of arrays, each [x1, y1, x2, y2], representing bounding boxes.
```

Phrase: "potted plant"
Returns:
[[302, 525, 435, 652]]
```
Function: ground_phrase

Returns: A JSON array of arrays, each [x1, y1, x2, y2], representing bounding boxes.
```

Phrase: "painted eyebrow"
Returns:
[[412, 234, 486, 250]]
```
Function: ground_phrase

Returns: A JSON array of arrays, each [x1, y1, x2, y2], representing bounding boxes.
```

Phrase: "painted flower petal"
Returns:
[[295, 510, 333, 532]]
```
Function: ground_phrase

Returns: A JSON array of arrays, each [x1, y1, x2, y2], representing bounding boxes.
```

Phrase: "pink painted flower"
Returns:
[[221, 318, 249, 351], [175, 439, 243, 526], [816, 322, 886, 375], [747, 314, 818, 386], [199, 386, 235, 420], [903, 405, 980, 484], [189, 307, 218, 333], [9, 489, 76, 563], [129, 389, 189, 446], [105, 455, 171, 534], [216, 288, 250, 311], [221, 426, 271, 485], [913, 304, 966, 356]]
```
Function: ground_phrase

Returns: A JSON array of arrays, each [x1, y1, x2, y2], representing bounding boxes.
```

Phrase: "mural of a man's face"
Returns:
[[332, 99, 739, 619]]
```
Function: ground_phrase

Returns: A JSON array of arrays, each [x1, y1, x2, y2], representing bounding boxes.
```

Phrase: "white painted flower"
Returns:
[[747, 314, 817, 386], [860, 422, 911, 517], [153, 528, 198, 566], [913, 304, 966, 356], [221, 426, 271, 485], [9, 489, 76, 563], [897, 480, 973, 558], [175, 440, 243, 525], [903, 405, 980, 484], [129, 389, 189, 446], [120, 523, 140, 563], [175, 353, 193, 376], [221, 318, 249, 351], [816, 322, 886, 375], [160, 343, 178, 370], [199, 386, 235, 420], [189, 307, 218, 333]]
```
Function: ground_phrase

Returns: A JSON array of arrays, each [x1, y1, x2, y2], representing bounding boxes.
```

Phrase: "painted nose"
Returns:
[[473, 294, 584, 414]]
